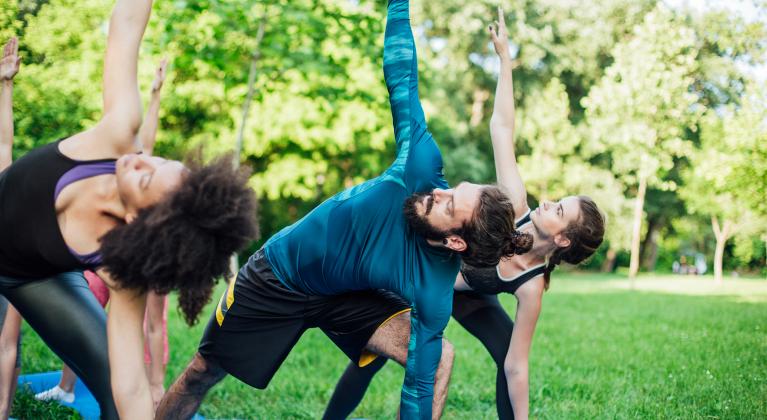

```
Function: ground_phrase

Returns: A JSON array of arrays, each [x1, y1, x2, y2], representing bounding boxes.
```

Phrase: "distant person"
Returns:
[[694, 253, 707, 275], [323, 6, 605, 420]]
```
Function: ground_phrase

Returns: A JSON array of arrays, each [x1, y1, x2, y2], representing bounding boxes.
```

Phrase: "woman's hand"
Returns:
[[488, 7, 511, 60], [151, 58, 168, 93], [0, 37, 21, 81]]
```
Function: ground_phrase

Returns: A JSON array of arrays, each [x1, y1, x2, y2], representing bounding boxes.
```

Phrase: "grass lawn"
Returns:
[[13, 272, 767, 419]]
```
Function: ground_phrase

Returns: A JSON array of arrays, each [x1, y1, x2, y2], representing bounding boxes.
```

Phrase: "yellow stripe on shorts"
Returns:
[[215, 276, 237, 326]]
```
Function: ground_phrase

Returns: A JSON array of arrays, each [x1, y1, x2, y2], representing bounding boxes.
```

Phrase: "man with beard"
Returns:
[[156, 1, 530, 419]]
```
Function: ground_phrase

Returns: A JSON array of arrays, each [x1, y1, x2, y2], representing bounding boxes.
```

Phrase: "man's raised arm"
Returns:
[[383, 0, 425, 175]]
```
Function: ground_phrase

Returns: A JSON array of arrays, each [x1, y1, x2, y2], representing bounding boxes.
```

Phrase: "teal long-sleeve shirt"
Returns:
[[263, 1, 457, 418]]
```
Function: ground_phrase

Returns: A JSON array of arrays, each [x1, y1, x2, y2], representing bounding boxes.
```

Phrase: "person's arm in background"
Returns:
[[137, 58, 167, 155], [144, 291, 167, 411], [0, 36, 20, 170], [0, 301, 21, 420], [488, 8, 529, 216], [137, 60, 169, 409]]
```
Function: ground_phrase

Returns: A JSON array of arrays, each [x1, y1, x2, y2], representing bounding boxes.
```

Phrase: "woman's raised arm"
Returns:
[[488, 7, 529, 216], [62, 0, 154, 159]]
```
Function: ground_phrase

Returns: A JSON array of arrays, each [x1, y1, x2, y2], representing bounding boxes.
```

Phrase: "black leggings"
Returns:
[[0, 271, 118, 420], [323, 291, 515, 420]]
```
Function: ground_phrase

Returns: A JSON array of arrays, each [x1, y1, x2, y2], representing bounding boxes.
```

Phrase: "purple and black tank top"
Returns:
[[0, 139, 116, 279]]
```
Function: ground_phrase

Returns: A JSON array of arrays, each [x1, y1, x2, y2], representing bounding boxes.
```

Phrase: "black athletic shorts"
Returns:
[[198, 250, 411, 389]]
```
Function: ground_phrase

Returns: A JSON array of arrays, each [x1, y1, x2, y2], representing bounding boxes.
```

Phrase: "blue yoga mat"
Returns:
[[17, 371, 205, 420]]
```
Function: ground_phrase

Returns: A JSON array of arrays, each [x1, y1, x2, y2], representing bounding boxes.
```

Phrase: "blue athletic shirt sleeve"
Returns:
[[382, 0, 447, 195]]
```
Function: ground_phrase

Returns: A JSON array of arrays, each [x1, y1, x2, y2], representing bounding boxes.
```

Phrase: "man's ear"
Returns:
[[553, 233, 571, 249], [444, 234, 467, 252], [125, 211, 137, 224]]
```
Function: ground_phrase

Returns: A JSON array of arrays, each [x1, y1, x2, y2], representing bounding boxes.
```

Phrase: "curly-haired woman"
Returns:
[[0, 2, 257, 419], [323, 7, 605, 420]]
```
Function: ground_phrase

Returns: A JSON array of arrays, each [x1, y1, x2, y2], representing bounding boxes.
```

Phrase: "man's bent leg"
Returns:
[[364, 312, 455, 419], [156, 352, 226, 420]]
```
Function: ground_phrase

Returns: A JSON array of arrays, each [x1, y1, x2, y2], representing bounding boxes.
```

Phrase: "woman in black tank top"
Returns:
[[0, 2, 257, 418], [323, 8, 606, 420]]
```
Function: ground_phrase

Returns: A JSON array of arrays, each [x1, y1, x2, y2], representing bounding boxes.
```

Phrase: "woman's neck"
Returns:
[[519, 223, 553, 265], [96, 175, 128, 222]]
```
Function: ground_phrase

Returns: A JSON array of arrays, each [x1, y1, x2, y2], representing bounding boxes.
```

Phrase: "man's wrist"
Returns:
[[1, 79, 12, 88]]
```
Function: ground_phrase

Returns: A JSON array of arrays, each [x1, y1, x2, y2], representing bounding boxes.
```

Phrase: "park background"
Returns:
[[2, 0, 766, 418]]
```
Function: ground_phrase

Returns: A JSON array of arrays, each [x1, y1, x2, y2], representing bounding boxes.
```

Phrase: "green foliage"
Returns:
[[584, 4, 700, 186], [3, 0, 765, 268]]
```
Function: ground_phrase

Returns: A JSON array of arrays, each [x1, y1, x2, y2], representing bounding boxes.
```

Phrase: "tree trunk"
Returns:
[[601, 247, 618, 273], [640, 218, 661, 271], [230, 16, 267, 277], [628, 175, 647, 285], [233, 17, 267, 166], [711, 216, 733, 285], [470, 89, 490, 127]]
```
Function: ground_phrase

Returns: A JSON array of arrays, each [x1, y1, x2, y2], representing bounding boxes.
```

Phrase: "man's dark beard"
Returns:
[[403, 193, 451, 241]]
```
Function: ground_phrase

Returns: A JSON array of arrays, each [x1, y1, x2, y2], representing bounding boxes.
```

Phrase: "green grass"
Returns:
[[10, 386, 81, 419], [13, 273, 767, 419]]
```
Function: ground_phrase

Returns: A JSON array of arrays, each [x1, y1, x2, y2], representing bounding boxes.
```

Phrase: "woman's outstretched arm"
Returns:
[[137, 58, 167, 156], [98, 268, 153, 420], [62, 0, 154, 160], [0, 36, 20, 171], [488, 8, 529, 215], [504, 277, 544, 420]]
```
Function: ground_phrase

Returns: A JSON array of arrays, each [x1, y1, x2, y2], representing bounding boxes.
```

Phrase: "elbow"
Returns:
[[112, 382, 140, 402], [105, 115, 142, 147], [503, 362, 528, 380], [111, 376, 148, 408], [441, 339, 455, 366], [489, 119, 514, 138], [0, 344, 17, 362], [146, 316, 163, 334]]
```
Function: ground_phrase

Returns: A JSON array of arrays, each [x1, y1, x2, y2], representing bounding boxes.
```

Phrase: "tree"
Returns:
[[583, 4, 700, 282], [682, 82, 767, 283]]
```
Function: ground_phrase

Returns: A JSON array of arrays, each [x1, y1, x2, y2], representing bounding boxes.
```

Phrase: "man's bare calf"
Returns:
[[155, 352, 227, 420]]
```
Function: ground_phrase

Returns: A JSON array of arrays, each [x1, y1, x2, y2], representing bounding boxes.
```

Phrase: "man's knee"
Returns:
[[365, 311, 411, 365]]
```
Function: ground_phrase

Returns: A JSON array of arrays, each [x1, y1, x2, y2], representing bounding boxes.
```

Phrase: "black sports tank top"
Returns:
[[0, 140, 116, 279], [460, 209, 545, 295]]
